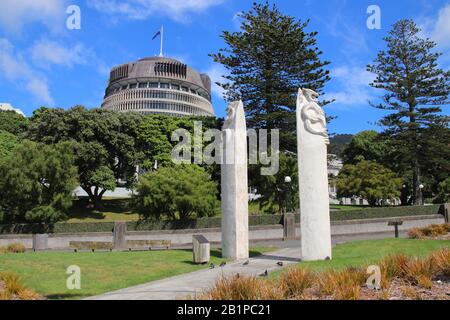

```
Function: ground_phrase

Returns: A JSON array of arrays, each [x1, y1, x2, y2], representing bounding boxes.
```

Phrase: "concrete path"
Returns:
[[85, 247, 301, 300]]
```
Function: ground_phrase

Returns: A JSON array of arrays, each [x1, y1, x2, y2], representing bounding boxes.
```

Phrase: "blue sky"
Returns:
[[0, 0, 449, 134]]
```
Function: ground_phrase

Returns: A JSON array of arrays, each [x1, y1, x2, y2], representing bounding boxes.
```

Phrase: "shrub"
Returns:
[[317, 268, 364, 300], [428, 248, 450, 277], [407, 223, 450, 239], [1, 243, 26, 253], [133, 165, 219, 220], [0, 272, 40, 300], [0, 141, 77, 224], [379, 253, 408, 281], [201, 275, 283, 300], [279, 268, 315, 298]]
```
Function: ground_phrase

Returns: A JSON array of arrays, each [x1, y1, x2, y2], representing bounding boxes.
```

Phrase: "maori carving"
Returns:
[[298, 88, 329, 144]]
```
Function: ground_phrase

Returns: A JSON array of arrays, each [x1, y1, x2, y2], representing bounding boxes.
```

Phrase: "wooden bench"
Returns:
[[69, 241, 113, 251], [69, 239, 172, 251], [126, 240, 171, 250]]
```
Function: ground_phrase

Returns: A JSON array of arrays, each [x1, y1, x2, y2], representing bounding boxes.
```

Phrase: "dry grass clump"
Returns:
[[316, 267, 365, 300], [408, 224, 450, 239], [0, 243, 26, 254], [201, 275, 283, 300], [0, 272, 40, 300], [202, 248, 450, 300], [429, 248, 450, 276], [279, 267, 315, 298]]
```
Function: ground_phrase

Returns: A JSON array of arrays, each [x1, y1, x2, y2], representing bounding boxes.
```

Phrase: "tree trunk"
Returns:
[[82, 186, 105, 210]]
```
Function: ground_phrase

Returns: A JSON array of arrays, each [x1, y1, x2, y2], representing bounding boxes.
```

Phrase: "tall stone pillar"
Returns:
[[296, 88, 332, 261], [221, 100, 249, 260]]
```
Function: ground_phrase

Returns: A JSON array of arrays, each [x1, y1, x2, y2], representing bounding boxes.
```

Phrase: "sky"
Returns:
[[0, 0, 449, 134]]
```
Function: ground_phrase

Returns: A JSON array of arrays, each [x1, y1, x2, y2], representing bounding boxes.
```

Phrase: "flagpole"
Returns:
[[159, 26, 164, 57]]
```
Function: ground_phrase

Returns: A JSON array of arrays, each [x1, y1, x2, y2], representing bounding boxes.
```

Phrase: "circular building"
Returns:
[[101, 56, 215, 117]]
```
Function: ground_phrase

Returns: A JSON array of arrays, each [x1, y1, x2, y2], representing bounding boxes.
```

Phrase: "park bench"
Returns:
[[69, 240, 171, 251]]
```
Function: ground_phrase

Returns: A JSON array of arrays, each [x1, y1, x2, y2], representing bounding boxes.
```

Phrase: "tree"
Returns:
[[211, 1, 331, 152], [433, 177, 450, 204], [138, 115, 222, 168], [0, 110, 29, 135], [133, 165, 219, 221], [0, 141, 78, 223], [27, 106, 144, 209], [328, 134, 353, 158], [367, 19, 450, 205], [342, 130, 390, 165], [0, 130, 19, 158], [250, 152, 298, 214], [335, 160, 402, 207]]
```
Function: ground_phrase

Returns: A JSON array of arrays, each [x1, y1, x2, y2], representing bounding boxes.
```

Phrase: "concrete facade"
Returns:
[[221, 101, 249, 260], [101, 56, 214, 117], [297, 88, 332, 261]]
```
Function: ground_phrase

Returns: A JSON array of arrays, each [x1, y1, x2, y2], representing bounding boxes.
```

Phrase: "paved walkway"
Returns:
[[85, 247, 301, 300]]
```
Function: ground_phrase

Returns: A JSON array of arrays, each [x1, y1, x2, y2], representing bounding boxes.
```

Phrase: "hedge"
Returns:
[[0, 204, 444, 235]]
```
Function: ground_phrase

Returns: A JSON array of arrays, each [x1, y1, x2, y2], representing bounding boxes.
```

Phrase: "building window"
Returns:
[[181, 86, 188, 92], [138, 82, 147, 88], [129, 83, 137, 89], [121, 85, 128, 90], [171, 84, 180, 90], [149, 82, 158, 88], [160, 83, 170, 89]]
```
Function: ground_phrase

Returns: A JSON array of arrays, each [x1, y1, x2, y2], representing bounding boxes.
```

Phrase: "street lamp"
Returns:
[[419, 184, 424, 205], [284, 176, 292, 214]]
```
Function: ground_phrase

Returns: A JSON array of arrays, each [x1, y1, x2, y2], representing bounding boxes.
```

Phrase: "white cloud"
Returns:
[[324, 65, 376, 109], [29, 39, 110, 75], [0, 0, 67, 34], [424, 4, 450, 49], [0, 103, 26, 117], [203, 63, 228, 99], [0, 38, 53, 105], [87, 0, 224, 22], [30, 39, 88, 68]]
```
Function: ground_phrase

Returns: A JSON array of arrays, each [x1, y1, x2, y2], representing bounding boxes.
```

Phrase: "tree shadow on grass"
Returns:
[[45, 293, 89, 300]]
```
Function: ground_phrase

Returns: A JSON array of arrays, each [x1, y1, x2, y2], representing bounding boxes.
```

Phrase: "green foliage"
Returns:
[[367, 19, 450, 205], [138, 114, 222, 168], [336, 160, 402, 206], [211, 1, 330, 152], [328, 134, 354, 157], [0, 110, 28, 135], [0, 141, 78, 223], [0, 130, 19, 158], [27, 106, 144, 208], [342, 130, 390, 165], [250, 153, 298, 214], [133, 165, 219, 220], [433, 177, 450, 204]]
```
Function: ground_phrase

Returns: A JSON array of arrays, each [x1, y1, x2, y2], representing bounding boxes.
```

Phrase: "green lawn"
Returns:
[[67, 198, 140, 222], [0, 247, 273, 300], [270, 238, 450, 278]]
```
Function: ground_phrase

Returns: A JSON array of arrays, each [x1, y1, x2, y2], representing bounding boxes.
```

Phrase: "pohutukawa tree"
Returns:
[[211, 1, 331, 152], [367, 19, 450, 205]]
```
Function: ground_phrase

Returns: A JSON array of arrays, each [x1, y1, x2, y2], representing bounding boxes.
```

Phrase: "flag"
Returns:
[[152, 30, 161, 40]]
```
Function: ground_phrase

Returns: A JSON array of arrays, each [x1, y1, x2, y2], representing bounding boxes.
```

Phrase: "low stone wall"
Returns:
[[0, 214, 444, 250]]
